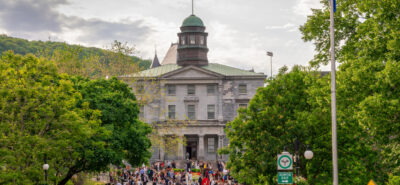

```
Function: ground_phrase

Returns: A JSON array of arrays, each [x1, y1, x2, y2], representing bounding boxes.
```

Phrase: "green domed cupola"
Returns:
[[177, 14, 209, 66], [182, 15, 204, 27]]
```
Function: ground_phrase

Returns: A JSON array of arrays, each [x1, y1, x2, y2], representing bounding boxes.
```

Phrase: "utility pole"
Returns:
[[329, 0, 338, 184], [267, 51, 273, 78]]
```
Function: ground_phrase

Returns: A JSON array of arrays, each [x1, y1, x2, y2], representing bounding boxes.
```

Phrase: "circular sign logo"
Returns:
[[278, 155, 292, 169]]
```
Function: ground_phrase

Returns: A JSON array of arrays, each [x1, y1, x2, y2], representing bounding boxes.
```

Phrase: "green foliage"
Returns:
[[224, 1, 400, 184], [191, 169, 200, 172], [0, 52, 152, 185], [0, 51, 103, 184], [300, 0, 400, 67], [221, 66, 330, 185], [387, 175, 400, 185], [294, 176, 309, 185], [173, 168, 185, 172], [0, 35, 151, 78], [72, 77, 152, 167]]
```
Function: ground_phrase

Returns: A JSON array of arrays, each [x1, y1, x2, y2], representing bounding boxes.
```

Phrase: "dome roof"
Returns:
[[182, 15, 204, 27]]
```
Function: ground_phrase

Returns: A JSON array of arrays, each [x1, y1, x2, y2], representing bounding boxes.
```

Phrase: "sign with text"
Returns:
[[277, 152, 293, 170], [278, 172, 293, 184]]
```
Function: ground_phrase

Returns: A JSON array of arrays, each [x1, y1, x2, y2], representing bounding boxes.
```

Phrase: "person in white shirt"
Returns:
[[188, 172, 192, 183]]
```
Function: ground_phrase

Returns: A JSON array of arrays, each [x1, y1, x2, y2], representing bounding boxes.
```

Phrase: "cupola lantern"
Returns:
[[177, 14, 209, 66]]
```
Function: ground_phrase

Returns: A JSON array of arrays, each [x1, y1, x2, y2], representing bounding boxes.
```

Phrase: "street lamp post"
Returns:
[[293, 138, 313, 177], [43, 154, 49, 183], [266, 51, 273, 78]]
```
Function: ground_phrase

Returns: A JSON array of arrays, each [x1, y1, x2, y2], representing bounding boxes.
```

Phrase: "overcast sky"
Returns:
[[0, 0, 324, 75]]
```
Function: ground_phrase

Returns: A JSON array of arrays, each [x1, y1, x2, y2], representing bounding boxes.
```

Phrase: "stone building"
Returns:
[[120, 14, 266, 162]]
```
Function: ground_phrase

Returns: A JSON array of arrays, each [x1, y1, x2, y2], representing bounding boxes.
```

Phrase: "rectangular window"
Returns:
[[187, 84, 195, 95], [207, 84, 216, 95], [200, 35, 205, 45], [239, 84, 247, 94], [190, 35, 196, 44], [167, 85, 176, 96], [239, 104, 248, 108], [207, 104, 215, 119], [208, 137, 215, 153], [181, 36, 186, 45], [168, 105, 176, 119], [139, 105, 144, 119], [187, 105, 195, 120]]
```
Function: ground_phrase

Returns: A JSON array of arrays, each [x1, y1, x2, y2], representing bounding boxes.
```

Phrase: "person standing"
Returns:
[[201, 175, 209, 185], [198, 175, 202, 185]]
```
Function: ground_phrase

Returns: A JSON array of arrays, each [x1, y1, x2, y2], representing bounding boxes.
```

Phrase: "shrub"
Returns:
[[387, 174, 400, 185], [191, 169, 201, 172], [294, 176, 309, 185]]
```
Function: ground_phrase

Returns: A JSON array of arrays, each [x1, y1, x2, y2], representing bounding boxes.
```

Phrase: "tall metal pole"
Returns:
[[270, 55, 273, 78], [44, 154, 48, 183], [329, 0, 339, 184], [295, 138, 300, 176], [266, 51, 273, 78]]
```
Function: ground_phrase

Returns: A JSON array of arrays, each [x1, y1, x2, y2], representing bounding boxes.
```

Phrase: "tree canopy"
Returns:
[[0, 35, 151, 78], [0, 52, 151, 185], [223, 1, 400, 184]]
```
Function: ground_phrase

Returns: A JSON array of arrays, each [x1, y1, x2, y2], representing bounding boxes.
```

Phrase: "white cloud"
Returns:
[[0, 0, 322, 75], [293, 0, 323, 17], [265, 23, 298, 32]]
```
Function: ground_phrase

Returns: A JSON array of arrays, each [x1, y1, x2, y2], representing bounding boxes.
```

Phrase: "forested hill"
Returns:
[[0, 35, 151, 77]]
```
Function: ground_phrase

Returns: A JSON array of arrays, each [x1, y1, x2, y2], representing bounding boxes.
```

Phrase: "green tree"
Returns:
[[0, 52, 104, 184], [0, 35, 152, 78], [221, 67, 333, 184], [300, 0, 400, 183], [300, 0, 400, 67], [58, 77, 152, 184], [0, 52, 152, 185]]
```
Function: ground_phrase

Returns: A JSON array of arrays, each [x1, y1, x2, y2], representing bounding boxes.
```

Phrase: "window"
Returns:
[[139, 105, 144, 119], [189, 35, 196, 44], [207, 84, 216, 95], [168, 105, 176, 119], [187, 105, 195, 120], [208, 137, 215, 153], [207, 104, 215, 119], [199, 35, 205, 45], [187, 85, 195, 95], [239, 104, 248, 108], [239, 84, 247, 94], [167, 85, 176, 96], [181, 36, 186, 45]]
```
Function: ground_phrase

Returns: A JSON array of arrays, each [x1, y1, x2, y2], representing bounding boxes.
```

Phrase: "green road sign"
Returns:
[[278, 172, 293, 184]]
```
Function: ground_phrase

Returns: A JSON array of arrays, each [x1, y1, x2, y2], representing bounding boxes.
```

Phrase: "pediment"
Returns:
[[162, 66, 223, 79]]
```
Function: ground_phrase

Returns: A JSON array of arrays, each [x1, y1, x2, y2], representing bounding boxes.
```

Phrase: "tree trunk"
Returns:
[[57, 170, 75, 185]]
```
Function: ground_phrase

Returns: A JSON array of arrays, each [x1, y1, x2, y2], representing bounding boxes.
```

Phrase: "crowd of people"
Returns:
[[107, 160, 239, 185]]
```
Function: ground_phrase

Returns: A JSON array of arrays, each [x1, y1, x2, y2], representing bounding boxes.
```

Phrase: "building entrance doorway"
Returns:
[[186, 141, 197, 160]]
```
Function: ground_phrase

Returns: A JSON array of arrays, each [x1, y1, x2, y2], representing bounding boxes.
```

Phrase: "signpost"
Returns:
[[278, 172, 293, 184], [277, 151, 293, 184]]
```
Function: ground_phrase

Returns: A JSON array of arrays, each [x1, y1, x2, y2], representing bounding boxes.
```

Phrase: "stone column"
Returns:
[[218, 135, 224, 160], [177, 135, 184, 160], [160, 137, 165, 161], [160, 83, 166, 121], [198, 135, 205, 160], [217, 84, 224, 121]]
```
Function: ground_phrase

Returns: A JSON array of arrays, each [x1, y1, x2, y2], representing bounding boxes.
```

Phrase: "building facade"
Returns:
[[120, 14, 265, 162]]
